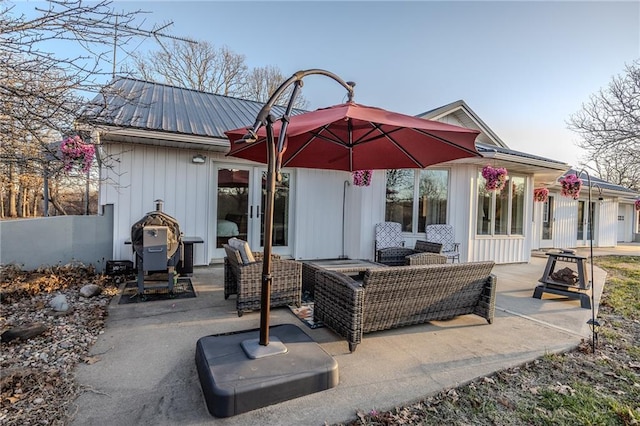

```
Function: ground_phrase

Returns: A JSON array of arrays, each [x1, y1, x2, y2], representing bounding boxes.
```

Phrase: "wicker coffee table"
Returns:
[[301, 259, 388, 298]]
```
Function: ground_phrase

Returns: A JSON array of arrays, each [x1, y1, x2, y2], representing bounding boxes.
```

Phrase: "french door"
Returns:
[[214, 165, 292, 258]]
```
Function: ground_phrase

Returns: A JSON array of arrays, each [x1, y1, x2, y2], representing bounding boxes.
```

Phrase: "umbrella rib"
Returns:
[[383, 132, 426, 168], [411, 128, 479, 156], [355, 125, 479, 157], [282, 124, 348, 167], [228, 138, 268, 154]]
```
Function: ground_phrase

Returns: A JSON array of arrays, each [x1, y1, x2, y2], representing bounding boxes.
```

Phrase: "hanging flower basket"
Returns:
[[559, 174, 582, 199], [481, 165, 508, 192], [635, 199, 640, 211], [533, 187, 549, 203], [352, 169, 372, 187], [60, 135, 95, 174]]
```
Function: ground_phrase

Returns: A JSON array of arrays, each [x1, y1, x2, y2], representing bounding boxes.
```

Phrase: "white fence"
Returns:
[[0, 205, 114, 272]]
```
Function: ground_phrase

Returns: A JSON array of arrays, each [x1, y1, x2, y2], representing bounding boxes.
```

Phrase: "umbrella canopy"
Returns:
[[225, 102, 481, 171]]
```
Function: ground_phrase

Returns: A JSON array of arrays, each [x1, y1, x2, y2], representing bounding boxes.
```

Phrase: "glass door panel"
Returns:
[[577, 200, 585, 241], [216, 167, 250, 248], [577, 200, 594, 245], [256, 171, 291, 251], [542, 196, 554, 243]]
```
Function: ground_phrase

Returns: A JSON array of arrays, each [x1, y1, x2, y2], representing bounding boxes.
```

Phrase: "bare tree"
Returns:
[[131, 40, 248, 95], [242, 65, 308, 109], [568, 60, 640, 191], [1, 0, 150, 216], [130, 39, 308, 108]]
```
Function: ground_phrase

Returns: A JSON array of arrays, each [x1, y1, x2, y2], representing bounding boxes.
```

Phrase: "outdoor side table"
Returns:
[[301, 259, 388, 298], [532, 252, 591, 309]]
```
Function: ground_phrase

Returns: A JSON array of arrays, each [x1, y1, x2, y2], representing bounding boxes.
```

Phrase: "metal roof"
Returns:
[[79, 77, 297, 139], [476, 142, 567, 166], [562, 169, 638, 197]]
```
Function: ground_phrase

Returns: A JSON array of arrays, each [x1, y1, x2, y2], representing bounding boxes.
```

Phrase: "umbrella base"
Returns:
[[195, 324, 339, 418]]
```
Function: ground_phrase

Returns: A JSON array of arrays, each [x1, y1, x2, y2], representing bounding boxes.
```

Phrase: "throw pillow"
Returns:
[[228, 238, 255, 264]]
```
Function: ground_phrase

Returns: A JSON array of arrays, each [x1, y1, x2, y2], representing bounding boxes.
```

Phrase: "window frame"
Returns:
[[385, 168, 451, 234], [476, 171, 526, 237]]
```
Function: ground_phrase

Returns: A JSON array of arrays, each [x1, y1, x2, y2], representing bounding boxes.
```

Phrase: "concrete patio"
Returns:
[[71, 244, 639, 426]]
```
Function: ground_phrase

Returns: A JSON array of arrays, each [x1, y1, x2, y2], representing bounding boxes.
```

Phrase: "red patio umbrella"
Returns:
[[223, 69, 481, 351], [225, 102, 481, 171]]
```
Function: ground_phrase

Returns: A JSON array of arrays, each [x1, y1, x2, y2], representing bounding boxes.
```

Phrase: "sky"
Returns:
[[13, 0, 640, 167]]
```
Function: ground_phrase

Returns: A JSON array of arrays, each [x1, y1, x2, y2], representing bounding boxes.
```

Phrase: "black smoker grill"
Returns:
[[130, 200, 183, 295]]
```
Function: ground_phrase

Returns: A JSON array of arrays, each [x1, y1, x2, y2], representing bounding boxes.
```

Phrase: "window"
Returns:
[[476, 172, 525, 236], [385, 169, 449, 233]]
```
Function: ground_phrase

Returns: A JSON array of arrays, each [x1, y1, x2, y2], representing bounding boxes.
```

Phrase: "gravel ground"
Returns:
[[0, 264, 118, 426]]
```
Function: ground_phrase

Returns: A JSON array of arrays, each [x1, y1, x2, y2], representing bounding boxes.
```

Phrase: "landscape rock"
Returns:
[[49, 294, 69, 312], [80, 284, 102, 298]]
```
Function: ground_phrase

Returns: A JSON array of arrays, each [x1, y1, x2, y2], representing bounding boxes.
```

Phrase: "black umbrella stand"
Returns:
[[195, 70, 353, 417]]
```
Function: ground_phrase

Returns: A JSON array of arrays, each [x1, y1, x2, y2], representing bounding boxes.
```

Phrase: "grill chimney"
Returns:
[[155, 199, 164, 212]]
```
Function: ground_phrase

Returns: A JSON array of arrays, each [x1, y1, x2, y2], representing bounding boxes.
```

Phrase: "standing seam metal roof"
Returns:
[[80, 77, 294, 138]]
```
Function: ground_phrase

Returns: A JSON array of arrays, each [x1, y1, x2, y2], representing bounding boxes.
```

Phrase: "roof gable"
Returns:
[[416, 100, 507, 148]]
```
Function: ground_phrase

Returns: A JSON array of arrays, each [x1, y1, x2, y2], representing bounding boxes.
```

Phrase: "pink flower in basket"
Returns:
[[533, 187, 549, 203], [481, 165, 508, 191], [352, 170, 372, 187], [635, 199, 640, 211], [559, 174, 582, 199], [61, 135, 95, 173]]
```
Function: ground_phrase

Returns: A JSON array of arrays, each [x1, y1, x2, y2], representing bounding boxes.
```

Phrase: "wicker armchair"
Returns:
[[314, 261, 496, 352], [223, 244, 302, 317], [376, 240, 443, 266]]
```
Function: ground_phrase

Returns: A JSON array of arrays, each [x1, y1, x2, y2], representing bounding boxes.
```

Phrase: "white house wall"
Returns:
[[99, 143, 626, 266], [292, 168, 352, 260], [291, 169, 388, 261], [99, 143, 210, 265], [597, 199, 618, 246], [451, 165, 476, 262]]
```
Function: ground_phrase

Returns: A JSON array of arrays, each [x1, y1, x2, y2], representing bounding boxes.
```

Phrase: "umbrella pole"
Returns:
[[259, 123, 277, 346], [236, 69, 356, 349]]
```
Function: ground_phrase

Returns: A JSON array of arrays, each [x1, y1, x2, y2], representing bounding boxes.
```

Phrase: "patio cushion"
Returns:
[[228, 238, 255, 264]]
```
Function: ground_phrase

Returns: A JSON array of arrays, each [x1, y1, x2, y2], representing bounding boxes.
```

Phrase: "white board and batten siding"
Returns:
[[292, 168, 351, 260], [599, 199, 619, 246], [290, 168, 386, 261], [100, 143, 211, 265]]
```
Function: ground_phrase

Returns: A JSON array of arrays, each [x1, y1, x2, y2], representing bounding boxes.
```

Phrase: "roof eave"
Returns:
[[483, 151, 570, 171], [96, 126, 230, 152]]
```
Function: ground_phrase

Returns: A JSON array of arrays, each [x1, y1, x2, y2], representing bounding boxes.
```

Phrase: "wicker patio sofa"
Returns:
[[376, 240, 443, 266], [223, 244, 302, 316], [314, 261, 496, 352]]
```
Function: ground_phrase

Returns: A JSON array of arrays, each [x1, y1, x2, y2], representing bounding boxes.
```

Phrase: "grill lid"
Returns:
[[131, 210, 181, 259]]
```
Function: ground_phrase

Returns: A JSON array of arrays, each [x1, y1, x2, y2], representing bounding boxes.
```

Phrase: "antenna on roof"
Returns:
[[109, 15, 198, 78]]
